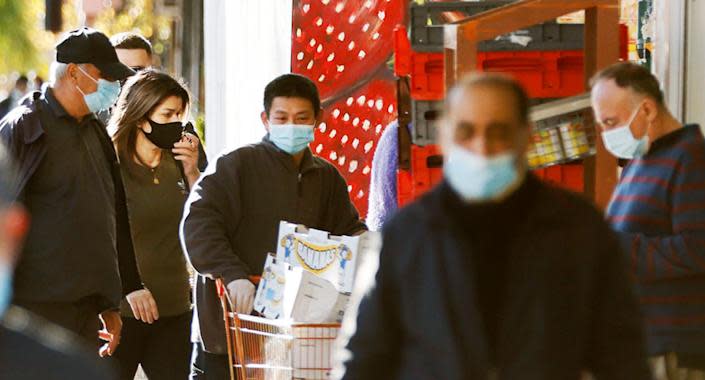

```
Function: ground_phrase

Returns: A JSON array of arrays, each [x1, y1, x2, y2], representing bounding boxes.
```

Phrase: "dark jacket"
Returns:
[[342, 176, 651, 380], [182, 137, 366, 353], [0, 91, 142, 309], [0, 307, 116, 379]]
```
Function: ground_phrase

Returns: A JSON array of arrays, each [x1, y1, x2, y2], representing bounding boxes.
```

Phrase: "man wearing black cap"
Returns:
[[0, 27, 143, 358]]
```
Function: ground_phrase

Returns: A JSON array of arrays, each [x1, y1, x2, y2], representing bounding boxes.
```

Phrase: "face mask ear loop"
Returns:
[[76, 65, 99, 85], [74, 65, 98, 99], [626, 101, 645, 131], [75, 84, 87, 97], [629, 101, 653, 148]]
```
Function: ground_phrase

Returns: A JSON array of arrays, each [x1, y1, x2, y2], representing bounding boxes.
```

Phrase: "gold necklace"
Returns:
[[149, 165, 159, 185]]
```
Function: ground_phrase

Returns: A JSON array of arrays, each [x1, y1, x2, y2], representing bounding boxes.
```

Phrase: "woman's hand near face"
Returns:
[[172, 132, 200, 188]]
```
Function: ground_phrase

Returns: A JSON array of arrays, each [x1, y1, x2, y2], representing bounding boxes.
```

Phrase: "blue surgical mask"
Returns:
[[75, 66, 121, 113], [444, 143, 520, 201], [269, 123, 315, 154], [0, 262, 11, 315], [601, 103, 649, 159]]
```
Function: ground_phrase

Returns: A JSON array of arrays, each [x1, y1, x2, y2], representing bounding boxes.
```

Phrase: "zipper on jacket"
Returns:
[[297, 173, 302, 196]]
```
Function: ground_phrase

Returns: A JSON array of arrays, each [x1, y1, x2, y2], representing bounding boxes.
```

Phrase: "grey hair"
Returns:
[[49, 61, 69, 85]]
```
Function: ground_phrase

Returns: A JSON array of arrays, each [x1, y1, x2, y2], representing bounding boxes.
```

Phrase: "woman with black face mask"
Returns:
[[108, 69, 205, 380]]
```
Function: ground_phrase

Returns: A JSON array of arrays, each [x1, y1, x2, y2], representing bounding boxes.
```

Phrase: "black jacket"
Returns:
[[0, 91, 142, 309], [0, 307, 115, 379], [182, 137, 366, 353], [341, 176, 651, 380]]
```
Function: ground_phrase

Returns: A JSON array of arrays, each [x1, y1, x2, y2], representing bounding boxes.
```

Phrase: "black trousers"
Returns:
[[190, 343, 230, 380], [14, 298, 101, 346], [113, 311, 192, 380]]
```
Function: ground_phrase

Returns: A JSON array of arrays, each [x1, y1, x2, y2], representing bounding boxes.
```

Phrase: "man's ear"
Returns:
[[67, 63, 79, 83], [643, 98, 660, 124], [261, 111, 270, 132], [315, 107, 324, 125]]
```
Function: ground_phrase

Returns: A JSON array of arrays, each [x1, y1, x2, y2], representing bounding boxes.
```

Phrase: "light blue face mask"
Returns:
[[0, 262, 12, 315], [269, 123, 315, 155], [444, 144, 520, 201], [601, 103, 649, 159], [75, 66, 121, 114]]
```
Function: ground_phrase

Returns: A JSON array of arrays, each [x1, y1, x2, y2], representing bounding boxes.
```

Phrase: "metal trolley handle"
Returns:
[[216, 277, 260, 380]]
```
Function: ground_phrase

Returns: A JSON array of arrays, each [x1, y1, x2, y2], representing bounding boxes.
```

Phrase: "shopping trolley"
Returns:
[[216, 278, 342, 380]]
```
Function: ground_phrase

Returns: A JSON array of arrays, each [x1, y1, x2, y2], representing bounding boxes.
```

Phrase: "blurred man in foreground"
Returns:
[[339, 73, 651, 380]]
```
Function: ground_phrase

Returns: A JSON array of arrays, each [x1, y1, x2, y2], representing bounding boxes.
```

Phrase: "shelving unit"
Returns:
[[443, 0, 620, 208]]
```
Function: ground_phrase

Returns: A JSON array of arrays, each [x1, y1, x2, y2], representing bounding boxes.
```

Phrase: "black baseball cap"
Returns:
[[56, 27, 135, 80]]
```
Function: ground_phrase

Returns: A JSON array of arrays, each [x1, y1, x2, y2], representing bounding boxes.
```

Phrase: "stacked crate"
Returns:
[[394, 1, 625, 205]]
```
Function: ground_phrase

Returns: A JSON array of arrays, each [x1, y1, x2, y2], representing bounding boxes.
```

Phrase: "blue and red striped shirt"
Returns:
[[607, 124, 705, 356]]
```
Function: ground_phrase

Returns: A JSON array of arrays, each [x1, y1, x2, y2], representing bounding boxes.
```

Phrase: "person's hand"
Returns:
[[227, 279, 255, 314], [172, 132, 200, 186], [126, 288, 159, 324], [98, 310, 122, 357]]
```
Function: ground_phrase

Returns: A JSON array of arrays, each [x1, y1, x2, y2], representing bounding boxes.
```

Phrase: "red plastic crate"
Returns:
[[397, 144, 443, 207], [398, 146, 585, 206], [532, 163, 584, 193], [479, 50, 585, 98], [401, 49, 585, 101], [620, 23, 629, 61], [395, 24, 629, 101], [409, 53, 445, 101], [392, 23, 625, 204]]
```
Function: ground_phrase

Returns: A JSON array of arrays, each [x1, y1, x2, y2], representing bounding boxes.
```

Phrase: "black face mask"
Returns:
[[145, 119, 184, 149]]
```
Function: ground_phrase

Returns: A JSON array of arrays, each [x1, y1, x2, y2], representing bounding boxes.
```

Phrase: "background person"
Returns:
[[592, 62, 705, 380], [110, 32, 153, 72], [0, 75, 30, 120]]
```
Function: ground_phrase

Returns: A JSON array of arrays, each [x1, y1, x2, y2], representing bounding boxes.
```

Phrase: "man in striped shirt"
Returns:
[[591, 62, 705, 380]]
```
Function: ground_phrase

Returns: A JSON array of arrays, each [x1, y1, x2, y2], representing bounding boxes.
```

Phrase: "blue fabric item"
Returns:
[[444, 144, 518, 201], [601, 124, 649, 159], [0, 263, 11, 315], [76, 66, 120, 113], [269, 124, 315, 154], [366, 120, 402, 231], [600, 102, 648, 159]]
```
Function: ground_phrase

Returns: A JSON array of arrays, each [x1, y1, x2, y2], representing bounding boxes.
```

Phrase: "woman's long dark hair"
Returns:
[[109, 69, 190, 180]]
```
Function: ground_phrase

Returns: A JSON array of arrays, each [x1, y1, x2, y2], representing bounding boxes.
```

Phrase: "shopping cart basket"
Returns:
[[216, 278, 342, 380]]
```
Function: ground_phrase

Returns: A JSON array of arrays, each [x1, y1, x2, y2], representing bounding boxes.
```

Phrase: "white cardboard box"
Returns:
[[291, 325, 339, 379], [275, 222, 362, 293], [253, 254, 348, 323]]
